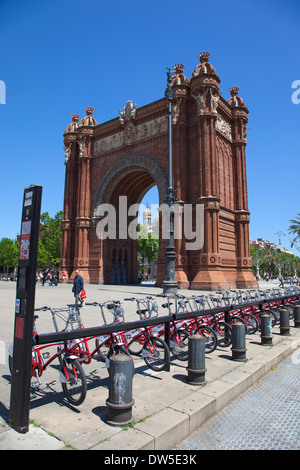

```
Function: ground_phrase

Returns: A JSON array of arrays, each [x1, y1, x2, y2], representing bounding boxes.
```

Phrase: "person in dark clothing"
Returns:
[[278, 275, 284, 288], [73, 269, 84, 304]]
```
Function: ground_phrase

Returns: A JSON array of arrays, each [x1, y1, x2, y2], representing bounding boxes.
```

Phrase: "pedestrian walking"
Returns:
[[278, 275, 284, 287], [73, 269, 84, 304], [49, 272, 57, 286], [42, 271, 47, 286]]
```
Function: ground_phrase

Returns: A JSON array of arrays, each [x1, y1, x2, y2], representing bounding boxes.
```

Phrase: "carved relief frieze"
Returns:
[[94, 115, 168, 156]]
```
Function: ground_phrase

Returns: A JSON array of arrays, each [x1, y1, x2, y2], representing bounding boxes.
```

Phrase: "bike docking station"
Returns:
[[9, 185, 43, 434]]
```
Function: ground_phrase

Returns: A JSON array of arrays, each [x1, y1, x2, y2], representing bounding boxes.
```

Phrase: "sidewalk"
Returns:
[[0, 281, 299, 450]]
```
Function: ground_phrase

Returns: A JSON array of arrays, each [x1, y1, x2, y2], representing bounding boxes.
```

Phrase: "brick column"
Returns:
[[73, 132, 92, 283], [171, 64, 190, 288], [60, 116, 79, 281], [229, 87, 257, 288], [188, 52, 229, 290]]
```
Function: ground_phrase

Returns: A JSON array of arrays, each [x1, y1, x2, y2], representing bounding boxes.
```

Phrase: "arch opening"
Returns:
[[93, 155, 166, 285]]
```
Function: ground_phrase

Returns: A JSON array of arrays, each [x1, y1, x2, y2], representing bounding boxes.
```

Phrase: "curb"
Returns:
[[92, 329, 300, 450]]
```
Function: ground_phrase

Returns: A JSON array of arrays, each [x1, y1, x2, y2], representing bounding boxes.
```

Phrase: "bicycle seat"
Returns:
[[162, 303, 172, 308]]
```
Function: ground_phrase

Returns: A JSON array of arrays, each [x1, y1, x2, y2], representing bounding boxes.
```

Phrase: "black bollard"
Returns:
[[279, 308, 290, 336], [231, 322, 246, 361], [260, 314, 273, 345], [293, 304, 300, 328], [186, 334, 206, 385], [106, 354, 135, 426]]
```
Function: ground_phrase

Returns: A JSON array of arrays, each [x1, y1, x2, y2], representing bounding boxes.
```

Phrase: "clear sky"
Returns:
[[0, 0, 299, 255]]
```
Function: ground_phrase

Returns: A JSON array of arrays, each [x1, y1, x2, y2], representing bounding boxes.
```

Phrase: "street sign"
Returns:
[[9, 185, 42, 433]]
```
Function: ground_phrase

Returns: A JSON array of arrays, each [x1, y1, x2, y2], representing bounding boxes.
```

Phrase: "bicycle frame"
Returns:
[[65, 300, 129, 365]]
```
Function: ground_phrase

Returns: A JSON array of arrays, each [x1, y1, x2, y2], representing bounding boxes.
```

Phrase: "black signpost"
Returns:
[[9, 185, 42, 433]]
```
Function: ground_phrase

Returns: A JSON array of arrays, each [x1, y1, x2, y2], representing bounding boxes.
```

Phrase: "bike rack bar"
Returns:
[[34, 294, 300, 347], [35, 314, 173, 345]]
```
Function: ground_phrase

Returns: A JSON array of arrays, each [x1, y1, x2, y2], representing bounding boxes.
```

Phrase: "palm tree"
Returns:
[[288, 213, 300, 247]]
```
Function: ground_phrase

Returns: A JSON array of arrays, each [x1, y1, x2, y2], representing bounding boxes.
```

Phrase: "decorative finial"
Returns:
[[173, 63, 185, 74], [229, 86, 239, 96], [198, 51, 211, 63], [85, 107, 94, 115], [71, 114, 80, 122]]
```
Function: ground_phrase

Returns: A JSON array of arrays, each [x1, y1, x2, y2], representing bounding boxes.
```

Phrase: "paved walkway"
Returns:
[[175, 352, 300, 450], [0, 281, 299, 450]]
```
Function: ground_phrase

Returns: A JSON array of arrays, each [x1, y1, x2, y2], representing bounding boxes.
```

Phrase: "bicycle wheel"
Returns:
[[170, 330, 189, 361], [61, 358, 87, 406], [95, 338, 110, 363], [213, 322, 232, 347], [270, 311, 277, 327], [241, 313, 259, 335], [230, 315, 247, 328], [126, 332, 145, 356], [143, 336, 170, 372], [196, 326, 218, 353]]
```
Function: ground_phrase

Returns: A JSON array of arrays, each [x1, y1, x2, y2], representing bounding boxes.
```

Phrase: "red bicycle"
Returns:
[[8, 308, 87, 406]]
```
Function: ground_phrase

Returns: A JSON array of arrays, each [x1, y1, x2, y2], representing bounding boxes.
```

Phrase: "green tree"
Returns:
[[250, 244, 268, 278], [0, 238, 19, 273], [137, 226, 159, 274], [250, 241, 300, 279], [38, 211, 63, 269], [288, 213, 300, 247]]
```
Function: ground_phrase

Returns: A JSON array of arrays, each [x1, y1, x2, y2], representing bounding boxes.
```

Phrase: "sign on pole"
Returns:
[[9, 185, 42, 433]]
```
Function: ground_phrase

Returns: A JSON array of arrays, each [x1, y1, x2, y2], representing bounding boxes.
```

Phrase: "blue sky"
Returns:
[[0, 0, 299, 255]]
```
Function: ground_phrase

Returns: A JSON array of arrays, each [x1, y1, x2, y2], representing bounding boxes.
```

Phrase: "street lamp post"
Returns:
[[162, 68, 178, 294]]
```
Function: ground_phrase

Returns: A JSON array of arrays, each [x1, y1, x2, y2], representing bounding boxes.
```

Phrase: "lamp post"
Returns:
[[162, 68, 178, 294]]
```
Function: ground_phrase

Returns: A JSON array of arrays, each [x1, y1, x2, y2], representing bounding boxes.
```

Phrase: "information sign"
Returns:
[[9, 185, 42, 433]]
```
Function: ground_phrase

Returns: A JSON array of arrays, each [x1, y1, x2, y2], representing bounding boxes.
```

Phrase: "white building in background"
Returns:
[[140, 204, 158, 281], [143, 203, 159, 236]]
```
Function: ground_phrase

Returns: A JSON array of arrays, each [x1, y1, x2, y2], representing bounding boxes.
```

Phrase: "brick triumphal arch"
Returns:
[[61, 51, 258, 290]]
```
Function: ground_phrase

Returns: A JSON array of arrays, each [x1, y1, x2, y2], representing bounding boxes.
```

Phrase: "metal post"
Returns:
[[106, 354, 135, 426], [164, 320, 171, 371], [260, 314, 273, 345], [9, 185, 43, 433], [293, 304, 300, 328], [279, 308, 290, 336], [186, 334, 206, 385], [163, 67, 178, 295], [231, 322, 246, 361]]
